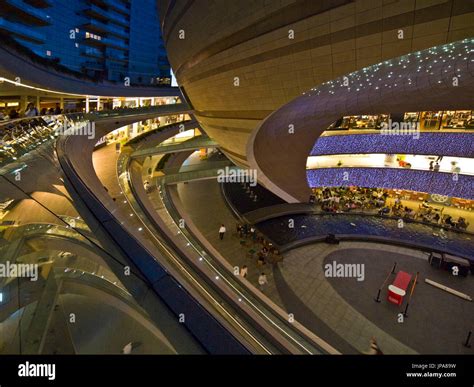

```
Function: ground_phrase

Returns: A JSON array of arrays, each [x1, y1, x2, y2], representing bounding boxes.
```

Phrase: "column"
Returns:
[[20, 95, 28, 113]]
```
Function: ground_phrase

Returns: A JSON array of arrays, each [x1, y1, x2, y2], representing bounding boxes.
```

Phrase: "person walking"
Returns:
[[240, 265, 248, 278], [121, 342, 133, 354], [219, 224, 226, 240], [258, 272, 268, 291], [250, 226, 256, 241]]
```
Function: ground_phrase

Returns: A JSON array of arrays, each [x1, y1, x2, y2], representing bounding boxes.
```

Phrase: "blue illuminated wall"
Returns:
[[306, 167, 474, 200], [310, 132, 474, 158]]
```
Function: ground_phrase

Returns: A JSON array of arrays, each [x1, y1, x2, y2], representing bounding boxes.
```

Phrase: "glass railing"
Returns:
[[88, 5, 129, 26], [116, 152, 274, 354], [116, 131, 336, 354], [81, 19, 128, 40], [84, 18, 109, 33], [0, 169, 158, 354], [131, 136, 218, 158], [156, 181, 331, 354], [105, 36, 128, 50], [105, 23, 128, 39], [5, 0, 51, 24], [0, 107, 205, 354], [106, 10, 128, 26], [106, 0, 130, 16]]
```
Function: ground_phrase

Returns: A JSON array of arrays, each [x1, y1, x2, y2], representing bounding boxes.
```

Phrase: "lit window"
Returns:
[[46, 50, 51, 56]]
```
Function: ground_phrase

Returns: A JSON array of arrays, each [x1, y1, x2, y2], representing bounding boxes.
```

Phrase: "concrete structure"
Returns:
[[0, 0, 170, 85], [160, 0, 474, 199]]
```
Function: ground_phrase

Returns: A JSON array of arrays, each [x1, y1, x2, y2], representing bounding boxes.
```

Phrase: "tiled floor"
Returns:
[[174, 179, 439, 354]]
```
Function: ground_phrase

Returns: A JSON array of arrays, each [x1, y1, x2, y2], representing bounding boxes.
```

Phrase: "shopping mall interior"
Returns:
[[0, 0, 473, 359]]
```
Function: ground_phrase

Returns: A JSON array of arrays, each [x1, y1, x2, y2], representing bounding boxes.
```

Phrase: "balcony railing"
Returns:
[[0, 17, 45, 43], [105, 22, 128, 39], [4, 0, 52, 26], [106, 0, 129, 16], [82, 18, 109, 34], [82, 18, 128, 39], [84, 4, 128, 27], [23, 0, 51, 8], [106, 36, 128, 50]]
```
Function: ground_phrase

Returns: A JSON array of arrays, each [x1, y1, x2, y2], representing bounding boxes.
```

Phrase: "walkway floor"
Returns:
[[90, 144, 206, 354], [174, 179, 474, 354]]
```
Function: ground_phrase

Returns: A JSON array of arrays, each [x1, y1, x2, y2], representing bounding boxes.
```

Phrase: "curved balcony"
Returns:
[[247, 39, 474, 203], [0, 34, 178, 95], [306, 167, 474, 201], [2, 0, 51, 26], [0, 106, 212, 354]]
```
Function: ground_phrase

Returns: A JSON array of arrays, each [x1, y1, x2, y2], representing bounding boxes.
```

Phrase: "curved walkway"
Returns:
[[247, 40, 474, 202], [173, 178, 429, 353]]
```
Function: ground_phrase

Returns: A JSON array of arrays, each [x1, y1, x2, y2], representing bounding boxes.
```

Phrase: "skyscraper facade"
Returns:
[[0, 0, 170, 85]]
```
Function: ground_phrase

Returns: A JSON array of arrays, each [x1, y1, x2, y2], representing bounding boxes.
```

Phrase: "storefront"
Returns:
[[326, 110, 474, 132]]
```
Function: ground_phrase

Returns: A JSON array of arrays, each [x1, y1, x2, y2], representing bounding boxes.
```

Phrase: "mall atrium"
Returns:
[[0, 0, 473, 363]]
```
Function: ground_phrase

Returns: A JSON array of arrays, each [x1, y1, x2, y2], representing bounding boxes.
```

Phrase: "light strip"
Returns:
[[0, 75, 175, 99]]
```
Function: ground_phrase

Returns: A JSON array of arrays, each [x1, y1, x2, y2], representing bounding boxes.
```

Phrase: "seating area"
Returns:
[[316, 186, 387, 213], [256, 213, 474, 261], [314, 187, 471, 232], [221, 177, 474, 260]]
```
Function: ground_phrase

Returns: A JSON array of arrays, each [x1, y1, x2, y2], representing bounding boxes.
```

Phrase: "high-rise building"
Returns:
[[0, 0, 170, 85]]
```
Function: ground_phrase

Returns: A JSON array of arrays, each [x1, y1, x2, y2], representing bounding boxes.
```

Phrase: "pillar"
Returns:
[[20, 95, 28, 113]]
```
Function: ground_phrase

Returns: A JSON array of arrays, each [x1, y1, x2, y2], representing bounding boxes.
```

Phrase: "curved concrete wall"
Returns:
[[248, 39, 474, 202], [0, 45, 180, 97], [56, 112, 249, 354], [160, 0, 474, 167]]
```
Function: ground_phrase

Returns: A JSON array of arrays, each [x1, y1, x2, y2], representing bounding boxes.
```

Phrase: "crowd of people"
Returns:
[[312, 186, 470, 232], [235, 222, 280, 264], [414, 201, 469, 230], [314, 186, 388, 213], [217, 221, 281, 292], [0, 103, 65, 121], [379, 199, 469, 230]]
